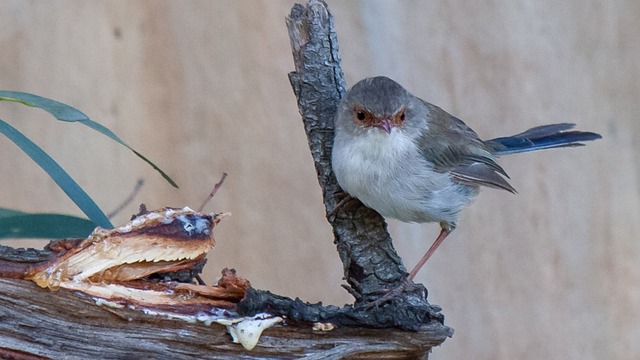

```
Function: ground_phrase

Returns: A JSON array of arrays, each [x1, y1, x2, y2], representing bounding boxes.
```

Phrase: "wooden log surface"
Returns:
[[0, 278, 445, 359]]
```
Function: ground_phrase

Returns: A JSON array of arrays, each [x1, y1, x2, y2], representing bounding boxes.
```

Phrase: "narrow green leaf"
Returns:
[[0, 118, 113, 229], [0, 208, 26, 218], [0, 91, 178, 188], [0, 212, 96, 239], [0, 92, 88, 121]]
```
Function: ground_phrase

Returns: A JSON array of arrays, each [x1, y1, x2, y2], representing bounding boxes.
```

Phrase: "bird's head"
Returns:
[[335, 76, 426, 137]]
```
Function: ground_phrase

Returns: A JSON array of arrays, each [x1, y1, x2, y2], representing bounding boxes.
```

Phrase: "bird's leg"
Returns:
[[363, 223, 453, 308], [406, 223, 453, 282]]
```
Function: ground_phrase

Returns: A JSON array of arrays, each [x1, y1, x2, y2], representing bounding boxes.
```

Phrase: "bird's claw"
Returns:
[[328, 191, 357, 219], [360, 280, 422, 309]]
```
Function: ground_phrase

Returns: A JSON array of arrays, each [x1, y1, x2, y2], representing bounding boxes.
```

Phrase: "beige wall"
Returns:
[[0, 1, 636, 359]]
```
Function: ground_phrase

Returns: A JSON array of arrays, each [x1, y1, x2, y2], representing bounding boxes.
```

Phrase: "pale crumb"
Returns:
[[312, 322, 335, 331], [94, 298, 124, 309]]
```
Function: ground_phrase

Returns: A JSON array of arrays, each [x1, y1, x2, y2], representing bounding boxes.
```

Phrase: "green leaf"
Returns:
[[0, 91, 178, 188], [0, 208, 25, 218], [0, 211, 96, 239], [0, 118, 113, 229]]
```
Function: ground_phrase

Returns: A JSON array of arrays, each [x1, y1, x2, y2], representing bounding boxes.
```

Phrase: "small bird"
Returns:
[[332, 76, 601, 294]]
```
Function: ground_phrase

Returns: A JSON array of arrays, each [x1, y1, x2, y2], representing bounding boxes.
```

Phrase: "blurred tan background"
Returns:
[[0, 1, 636, 359]]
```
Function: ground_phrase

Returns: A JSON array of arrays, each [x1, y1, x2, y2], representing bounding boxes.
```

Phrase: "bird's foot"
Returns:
[[361, 279, 423, 309], [328, 190, 358, 218]]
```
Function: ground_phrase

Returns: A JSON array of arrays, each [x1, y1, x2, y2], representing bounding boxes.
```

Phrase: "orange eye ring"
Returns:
[[392, 107, 407, 126], [352, 105, 375, 126]]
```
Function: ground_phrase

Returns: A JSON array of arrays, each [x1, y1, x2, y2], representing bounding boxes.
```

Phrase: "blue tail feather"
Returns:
[[486, 123, 602, 156]]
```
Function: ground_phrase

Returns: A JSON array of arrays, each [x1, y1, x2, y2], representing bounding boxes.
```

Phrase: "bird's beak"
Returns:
[[377, 118, 393, 134]]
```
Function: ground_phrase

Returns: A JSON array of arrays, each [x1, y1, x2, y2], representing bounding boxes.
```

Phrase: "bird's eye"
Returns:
[[393, 108, 406, 126], [356, 110, 366, 121]]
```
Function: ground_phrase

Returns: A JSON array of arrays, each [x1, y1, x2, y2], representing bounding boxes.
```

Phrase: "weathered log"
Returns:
[[0, 278, 446, 359]]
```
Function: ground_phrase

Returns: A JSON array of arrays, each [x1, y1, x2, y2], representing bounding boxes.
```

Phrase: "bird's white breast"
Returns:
[[332, 128, 476, 225]]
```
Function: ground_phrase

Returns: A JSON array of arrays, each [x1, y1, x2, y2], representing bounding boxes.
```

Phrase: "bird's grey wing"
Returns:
[[417, 104, 516, 193]]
